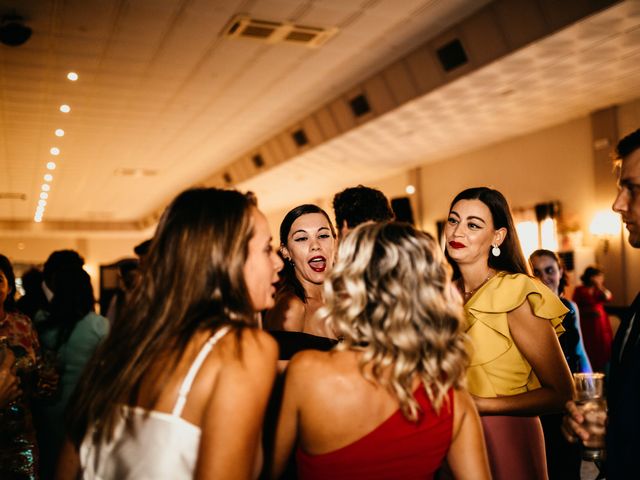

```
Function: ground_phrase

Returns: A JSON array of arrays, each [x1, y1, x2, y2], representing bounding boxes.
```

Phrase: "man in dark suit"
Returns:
[[563, 128, 640, 479]]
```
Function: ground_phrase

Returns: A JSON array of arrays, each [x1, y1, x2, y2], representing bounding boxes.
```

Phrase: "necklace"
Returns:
[[462, 272, 495, 302]]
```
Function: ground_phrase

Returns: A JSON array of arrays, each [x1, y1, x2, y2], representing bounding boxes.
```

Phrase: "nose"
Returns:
[[612, 189, 627, 214], [273, 252, 284, 272], [310, 238, 321, 251]]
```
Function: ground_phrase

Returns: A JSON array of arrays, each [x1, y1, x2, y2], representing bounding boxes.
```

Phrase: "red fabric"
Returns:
[[573, 286, 612, 371], [296, 387, 454, 480]]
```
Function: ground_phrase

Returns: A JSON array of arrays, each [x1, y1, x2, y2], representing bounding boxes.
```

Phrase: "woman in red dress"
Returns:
[[271, 222, 490, 480], [572, 266, 613, 372]]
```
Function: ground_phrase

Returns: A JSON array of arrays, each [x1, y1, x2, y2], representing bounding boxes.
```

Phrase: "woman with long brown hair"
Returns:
[[444, 187, 573, 480], [56, 188, 283, 479], [271, 222, 490, 479]]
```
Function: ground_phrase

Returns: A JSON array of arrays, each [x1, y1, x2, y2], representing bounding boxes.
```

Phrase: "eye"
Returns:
[[319, 233, 331, 239], [447, 217, 458, 225], [468, 223, 480, 230], [545, 267, 555, 275], [533, 269, 541, 277], [294, 236, 308, 242]]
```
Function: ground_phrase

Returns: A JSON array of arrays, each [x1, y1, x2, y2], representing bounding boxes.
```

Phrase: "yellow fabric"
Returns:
[[464, 272, 567, 398]]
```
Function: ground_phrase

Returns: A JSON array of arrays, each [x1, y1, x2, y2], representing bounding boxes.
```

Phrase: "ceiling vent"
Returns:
[[0, 192, 26, 200], [223, 15, 338, 48], [114, 168, 158, 177]]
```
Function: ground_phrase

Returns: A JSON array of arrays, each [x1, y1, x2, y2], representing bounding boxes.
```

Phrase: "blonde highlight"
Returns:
[[321, 222, 469, 420]]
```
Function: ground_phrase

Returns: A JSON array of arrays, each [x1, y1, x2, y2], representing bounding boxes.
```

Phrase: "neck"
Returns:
[[457, 263, 494, 293], [299, 278, 324, 302]]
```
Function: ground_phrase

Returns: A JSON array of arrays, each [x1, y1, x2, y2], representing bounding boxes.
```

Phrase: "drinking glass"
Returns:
[[573, 372, 607, 461]]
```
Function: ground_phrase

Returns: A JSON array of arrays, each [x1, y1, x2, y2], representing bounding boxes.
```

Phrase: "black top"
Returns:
[[607, 293, 640, 479], [267, 330, 337, 360]]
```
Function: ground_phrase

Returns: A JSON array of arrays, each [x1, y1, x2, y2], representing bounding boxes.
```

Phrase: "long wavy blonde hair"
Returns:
[[323, 221, 468, 421]]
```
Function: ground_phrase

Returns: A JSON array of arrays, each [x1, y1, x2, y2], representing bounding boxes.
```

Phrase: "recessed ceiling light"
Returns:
[[50, 147, 60, 155], [44, 174, 53, 182], [46, 162, 57, 170], [55, 129, 65, 137], [67, 72, 78, 81], [405, 185, 416, 195], [34, 217, 42, 223], [38, 199, 47, 207], [36, 206, 45, 213], [40, 192, 49, 199], [41, 184, 51, 192], [59, 104, 71, 113]]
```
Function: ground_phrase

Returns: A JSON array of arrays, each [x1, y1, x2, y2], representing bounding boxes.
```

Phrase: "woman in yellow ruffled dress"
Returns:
[[444, 187, 573, 480]]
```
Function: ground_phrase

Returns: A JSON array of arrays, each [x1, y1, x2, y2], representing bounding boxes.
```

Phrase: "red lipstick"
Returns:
[[448, 241, 466, 249]]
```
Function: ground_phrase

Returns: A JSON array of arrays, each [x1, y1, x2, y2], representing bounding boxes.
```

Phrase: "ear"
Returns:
[[493, 227, 507, 246], [340, 220, 350, 238], [280, 245, 291, 261]]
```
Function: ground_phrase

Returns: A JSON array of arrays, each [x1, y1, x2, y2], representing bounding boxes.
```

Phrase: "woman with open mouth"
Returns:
[[264, 204, 338, 358]]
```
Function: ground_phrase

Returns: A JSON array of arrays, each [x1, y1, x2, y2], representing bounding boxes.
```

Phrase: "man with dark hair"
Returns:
[[563, 128, 640, 479], [42, 250, 85, 300], [332, 185, 394, 238]]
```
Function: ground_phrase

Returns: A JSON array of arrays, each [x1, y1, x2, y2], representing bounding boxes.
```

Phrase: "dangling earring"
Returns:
[[286, 257, 295, 266], [491, 244, 501, 257]]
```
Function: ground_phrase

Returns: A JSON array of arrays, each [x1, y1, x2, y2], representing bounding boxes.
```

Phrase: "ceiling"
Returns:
[[1, 0, 638, 232], [0, 0, 491, 228]]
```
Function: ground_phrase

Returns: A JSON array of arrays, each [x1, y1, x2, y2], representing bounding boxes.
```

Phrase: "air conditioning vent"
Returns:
[[223, 15, 338, 48], [0, 192, 26, 200]]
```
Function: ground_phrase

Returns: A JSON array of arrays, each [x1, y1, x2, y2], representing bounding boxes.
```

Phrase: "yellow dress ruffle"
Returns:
[[464, 272, 567, 398]]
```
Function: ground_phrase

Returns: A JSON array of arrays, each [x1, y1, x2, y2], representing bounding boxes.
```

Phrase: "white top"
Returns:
[[79, 326, 231, 479]]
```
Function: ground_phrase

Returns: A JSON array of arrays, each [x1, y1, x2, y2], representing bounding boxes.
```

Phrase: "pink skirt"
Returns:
[[481, 416, 548, 480]]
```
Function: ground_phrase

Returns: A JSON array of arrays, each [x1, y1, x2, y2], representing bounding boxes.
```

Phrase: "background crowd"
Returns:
[[0, 128, 638, 479]]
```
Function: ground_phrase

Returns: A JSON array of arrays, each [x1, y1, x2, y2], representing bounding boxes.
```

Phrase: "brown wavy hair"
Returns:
[[322, 221, 468, 420], [67, 188, 257, 445]]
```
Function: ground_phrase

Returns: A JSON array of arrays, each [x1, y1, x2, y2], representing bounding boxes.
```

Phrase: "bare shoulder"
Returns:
[[265, 292, 306, 331], [216, 327, 278, 368], [287, 349, 356, 392]]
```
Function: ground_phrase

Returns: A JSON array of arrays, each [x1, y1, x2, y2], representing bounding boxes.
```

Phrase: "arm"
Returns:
[[569, 301, 593, 373], [54, 437, 81, 480], [474, 301, 574, 416], [269, 353, 307, 479], [195, 329, 278, 480], [446, 389, 491, 480], [264, 294, 305, 332]]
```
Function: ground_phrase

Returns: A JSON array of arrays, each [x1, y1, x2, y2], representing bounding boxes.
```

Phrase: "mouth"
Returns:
[[448, 241, 466, 249], [308, 255, 327, 273]]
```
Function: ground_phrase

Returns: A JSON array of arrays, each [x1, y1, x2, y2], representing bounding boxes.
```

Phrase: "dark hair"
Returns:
[[43, 250, 85, 294], [580, 266, 602, 286], [68, 188, 258, 445], [529, 249, 569, 295], [333, 185, 394, 231], [39, 268, 95, 349], [133, 239, 152, 257], [0, 254, 17, 312], [616, 128, 640, 160], [279, 204, 336, 302], [445, 187, 529, 279], [16, 268, 48, 319]]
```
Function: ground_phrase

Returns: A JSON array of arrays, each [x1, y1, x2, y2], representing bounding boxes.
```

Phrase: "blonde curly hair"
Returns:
[[322, 221, 468, 421]]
